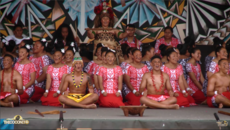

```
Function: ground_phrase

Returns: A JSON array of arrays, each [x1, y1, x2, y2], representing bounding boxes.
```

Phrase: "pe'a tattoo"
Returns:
[[87, 75, 93, 86]]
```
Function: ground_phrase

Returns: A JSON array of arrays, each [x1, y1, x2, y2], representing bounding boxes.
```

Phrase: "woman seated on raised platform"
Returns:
[[98, 50, 124, 107]]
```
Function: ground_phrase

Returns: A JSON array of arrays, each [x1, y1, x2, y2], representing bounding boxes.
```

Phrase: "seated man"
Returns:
[[0, 54, 23, 107], [139, 55, 179, 109], [59, 56, 98, 109], [207, 59, 230, 108]]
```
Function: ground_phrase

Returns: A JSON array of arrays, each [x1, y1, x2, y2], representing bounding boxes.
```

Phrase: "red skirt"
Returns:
[[0, 92, 12, 100], [40, 91, 61, 106], [125, 92, 142, 105], [207, 92, 230, 108], [19, 91, 29, 104], [147, 95, 169, 102], [30, 86, 45, 102], [170, 92, 190, 107], [99, 94, 125, 108], [192, 90, 206, 104]]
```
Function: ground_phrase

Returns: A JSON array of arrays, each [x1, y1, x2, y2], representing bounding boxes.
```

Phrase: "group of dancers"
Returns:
[[0, 1, 230, 109]]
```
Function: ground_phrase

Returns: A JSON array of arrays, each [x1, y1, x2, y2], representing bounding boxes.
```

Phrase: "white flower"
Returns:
[[61, 48, 65, 53]]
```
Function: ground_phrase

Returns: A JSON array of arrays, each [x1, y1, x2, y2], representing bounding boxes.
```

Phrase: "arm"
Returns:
[[87, 74, 94, 93], [165, 74, 174, 97], [179, 75, 187, 97], [37, 66, 48, 83], [200, 72, 205, 85], [43, 74, 51, 97], [93, 75, 100, 90], [87, 30, 95, 39], [16, 72, 23, 95], [206, 76, 216, 97], [61, 76, 69, 92], [124, 74, 135, 92], [24, 72, 35, 89], [188, 72, 203, 90], [98, 75, 104, 91], [118, 75, 123, 91], [207, 71, 214, 79], [139, 73, 147, 94]]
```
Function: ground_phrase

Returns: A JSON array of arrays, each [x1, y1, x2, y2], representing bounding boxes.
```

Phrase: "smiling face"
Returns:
[[33, 41, 44, 54], [3, 57, 13, 69], [132, 50, 142, 63], [61, 27, 69, 39], [101, 16, 110, 27], [53, 51, 63, 64], [168, 51, 178, 64], [164, 29, 173, 39], [192, 49, 201, 61], [65, 50, 74, 63], [151, 58, 162, 71], [106, 52, 115, 65], [217, 48, 228, 59], [18, 48, 28, 60], [219, 60, 229, 74]]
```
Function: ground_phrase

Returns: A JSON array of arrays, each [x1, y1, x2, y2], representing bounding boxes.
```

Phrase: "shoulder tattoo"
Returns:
[[87, 75, 93, 86]]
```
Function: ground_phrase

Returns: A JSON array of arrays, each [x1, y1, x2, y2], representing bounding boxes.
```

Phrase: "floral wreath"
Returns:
[[94, 1, 114, 20]]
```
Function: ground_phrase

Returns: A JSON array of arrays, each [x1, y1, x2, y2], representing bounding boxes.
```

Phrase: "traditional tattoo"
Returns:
[[87, 75, 93, 86]]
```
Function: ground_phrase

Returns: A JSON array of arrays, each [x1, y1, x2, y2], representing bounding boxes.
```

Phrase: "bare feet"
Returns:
[[63, 104, 71, 108], [85, 104, 97, 109], [10, 102, 14, 108], [29, 99, 35, 103], [169, 104, 180, 109], [219, 103, 223, 109]]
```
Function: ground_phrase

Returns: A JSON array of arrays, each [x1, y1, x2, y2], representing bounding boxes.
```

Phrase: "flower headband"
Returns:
[[108, 48, 115, 53], [61, 48, 65, 53], [25, 44, 31, 50]]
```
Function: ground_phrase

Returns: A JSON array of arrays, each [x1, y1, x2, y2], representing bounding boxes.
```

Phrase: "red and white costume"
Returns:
[[14, 62, 36, 104], [124, 64, 149, 105], [161, 64, 196, 107], [98, 66, 125, 107], [147, 95, 170, 102], [186, 63, 206, 104], [120, 37, 142, 49], [155, 37, 181, 54], [67, 65, 73, 74], [41, 65, 68, 106], [29, 55, 51, 102], [207, 92, 230, 108]]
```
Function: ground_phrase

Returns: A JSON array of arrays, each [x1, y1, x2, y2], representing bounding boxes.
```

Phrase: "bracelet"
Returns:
[[23, 86, 26, 90], [186, 88, 191, 91], [57, 90, 60, 94], [133, 89, 137, 94], [101, 90, 105, 94], [35, 80, 38, 84], [117, 90, 121, 94], [45, 90, 49, 93], [15, 89, 18, 94], [214, 91, 218, 95], [62, 92, 65, 95], [141, 92, 144, 95], [182, 90, 186, 94]]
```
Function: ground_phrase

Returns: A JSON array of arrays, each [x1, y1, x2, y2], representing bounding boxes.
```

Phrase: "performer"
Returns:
[[63, 46, 76, 74], [14, 45, 36, 104], [59, 56, 98, 109], [155, 26, 181, 54], [29, 39, 52, 102], [162, 48, 196, 107], [207, 59, 230, 108], [124, 49, 149, 105], [177, 44, 190, 80], [186, 48, 206, 104], [4, 24, 27, 45], [139, 55, 179, 109], [87, 1, 131, 64], [141, 44, 155, 70], [121, 43, 130, 60], [98, 50, 124, 107], [41, 49, 68, 106], [203, 46, 228, 95], [159, 44, 169, 64], [0, 54, 23, 107], [119, 24, 142, 49]]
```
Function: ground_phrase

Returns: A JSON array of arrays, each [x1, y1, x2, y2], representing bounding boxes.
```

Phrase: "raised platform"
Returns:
[[1, 103, 230, 130]]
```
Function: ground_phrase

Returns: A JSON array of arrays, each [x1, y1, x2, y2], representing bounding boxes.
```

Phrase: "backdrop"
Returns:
[[0, 0, 230, 44]]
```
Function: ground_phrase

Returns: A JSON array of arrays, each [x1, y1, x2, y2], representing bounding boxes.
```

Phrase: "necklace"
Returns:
[[151, 70, 164, 92], [72, 71, 84, 88]]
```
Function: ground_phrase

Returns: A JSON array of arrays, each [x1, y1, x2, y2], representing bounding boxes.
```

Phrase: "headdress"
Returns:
[[72, 53, 83, 67], [94, 1, 114, 20]]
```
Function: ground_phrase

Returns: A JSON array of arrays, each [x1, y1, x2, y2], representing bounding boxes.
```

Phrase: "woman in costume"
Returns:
[[87, 1, 131, 64], [14, 44, 36, 104], [203, 46, 228, 96], [141, 44, 155, 70], [41, 49, 68, 106], [177, 44, 190, 80], [186, 48, 206, 104], [124, 49, 149, 105], [161, 48, 196, 107], [98, 50, 124, 107]]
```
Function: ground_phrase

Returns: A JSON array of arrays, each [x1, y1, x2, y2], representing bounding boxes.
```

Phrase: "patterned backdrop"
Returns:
[[0, 0, 230, 44]]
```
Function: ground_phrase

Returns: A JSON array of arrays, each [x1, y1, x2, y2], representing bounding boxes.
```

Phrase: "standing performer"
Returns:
[[41, 49, 68, 106], [59, 56, 98, 109], [29, 39, 52, 102], [120, 24, 142, 49], [98, 50, 124, 107], [87, 1, 131, 64], [207, 59, 230, 108], [162, 48, 196, 107], [203, 46, 228, 95], [14, 45, 36, 104], [0, 54, 23, 107], [140, 55, 179, 109], [186, 48, 206, 104], [124, 49, 149, 105]]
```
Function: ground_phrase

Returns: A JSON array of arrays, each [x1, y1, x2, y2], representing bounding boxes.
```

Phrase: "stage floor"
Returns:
[[1, 103, 230, 129]]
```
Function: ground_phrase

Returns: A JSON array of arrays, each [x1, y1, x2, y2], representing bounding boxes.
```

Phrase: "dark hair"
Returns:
[[177, 44, 188, 55], [66, 41, 77, 51], [53, 38, 65, 50], [190, 47, 200, 57], [142, 44, 154, 57], [213, 37, 224, 50], [215, 46, 226, 56], [150, 55, 161, 61], [54, 49, 65, 56], [5, 40, 16, 52], [79, 44, 92, 60], [126, 47, 135, 58], [22, 38, 33, 45], [101, 47, 109, 56], [164, 26, 173, 32], [105, 50, 116, 56], [66, 46, 75, 55], [39, 39, 47, 47], [94, 43, 102, 56], [218, 58, 228, 65], [20, 44, 30, 53], [13, 24, 23, 31], [131, 48, 140, 55], [166, 48, 177, 60], [52, 24, 75, 43], [121, 43, 130, 57], [184, 36, 195, 48], [4, 54, 14, 61], [126, 24, 135, 28], [159, 44, 167, 56], [226, 40, 230, 54]]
